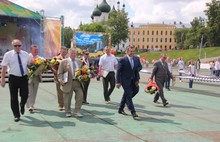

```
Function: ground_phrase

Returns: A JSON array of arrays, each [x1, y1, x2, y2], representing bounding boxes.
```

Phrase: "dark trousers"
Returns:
[[154, 80, 167, 104], [165, 77, 171, 89], [102, 72, 115, 101], [8, 75, 29, 118], [189, 74, 195, 88], [119, 81, 139, 113], [216, 70, 220, 77], [82, 78, 90, 102]]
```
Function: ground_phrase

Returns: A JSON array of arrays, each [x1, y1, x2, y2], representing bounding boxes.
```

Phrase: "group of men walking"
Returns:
[[0, 39, 173, 122]]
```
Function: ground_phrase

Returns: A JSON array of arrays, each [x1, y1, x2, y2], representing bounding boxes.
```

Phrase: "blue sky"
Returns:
[[10, 0, 211, 28]]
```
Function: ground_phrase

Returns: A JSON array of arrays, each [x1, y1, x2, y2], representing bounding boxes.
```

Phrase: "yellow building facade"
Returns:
[[129, 24, 176, 51]]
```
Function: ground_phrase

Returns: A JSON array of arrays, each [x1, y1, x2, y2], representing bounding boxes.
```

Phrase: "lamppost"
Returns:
[[199, 34, 203, 59]]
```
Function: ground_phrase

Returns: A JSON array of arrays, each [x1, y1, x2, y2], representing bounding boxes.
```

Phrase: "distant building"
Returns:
[[129, 22, 190, 51]]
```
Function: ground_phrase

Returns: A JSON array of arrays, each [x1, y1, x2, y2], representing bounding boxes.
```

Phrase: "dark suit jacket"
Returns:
[[116, 56, 141, 87], [151, 60, 173, 84]]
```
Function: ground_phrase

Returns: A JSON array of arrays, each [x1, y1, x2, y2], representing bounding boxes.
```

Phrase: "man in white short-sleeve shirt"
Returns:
[[1, 39, 30, 122], [99, 46, 118, 103]]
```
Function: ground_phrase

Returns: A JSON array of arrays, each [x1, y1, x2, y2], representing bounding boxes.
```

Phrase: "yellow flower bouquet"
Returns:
[[75, 59, 92, 82], [50, 56, 63, 70], [28, 57, 49, 78]]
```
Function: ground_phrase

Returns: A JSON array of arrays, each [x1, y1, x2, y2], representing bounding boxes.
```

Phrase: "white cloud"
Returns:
[[9, 0, 212, 28]]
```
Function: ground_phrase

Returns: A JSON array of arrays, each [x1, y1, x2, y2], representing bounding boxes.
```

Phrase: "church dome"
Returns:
[[92, 5, 102, 16], [98, 0, 111, 13]]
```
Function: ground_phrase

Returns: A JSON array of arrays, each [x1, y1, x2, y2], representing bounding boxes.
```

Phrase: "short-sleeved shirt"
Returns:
[[99, 54, 118, 72], [178, 60, 184, 70], [1, 50, 30, 76]]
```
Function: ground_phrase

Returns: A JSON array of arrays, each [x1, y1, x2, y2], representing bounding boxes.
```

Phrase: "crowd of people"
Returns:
[[1, 39, 219, 122]]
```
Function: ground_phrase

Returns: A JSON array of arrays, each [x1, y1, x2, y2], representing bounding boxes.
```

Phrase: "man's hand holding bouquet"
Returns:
[[28, 57, 49, 78]]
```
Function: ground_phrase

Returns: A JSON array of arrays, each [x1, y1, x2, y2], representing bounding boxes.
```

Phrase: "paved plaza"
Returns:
[[0, 70, 220, 142]]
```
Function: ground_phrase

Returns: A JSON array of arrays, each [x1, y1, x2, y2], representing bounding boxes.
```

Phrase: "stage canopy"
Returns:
[[0, 0, 41, 19]]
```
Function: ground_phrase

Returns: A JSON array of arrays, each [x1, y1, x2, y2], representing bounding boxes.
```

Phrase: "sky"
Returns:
[[10, 0, 212, 28]]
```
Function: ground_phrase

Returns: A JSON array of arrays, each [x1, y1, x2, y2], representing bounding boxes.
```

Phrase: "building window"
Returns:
[[142, 45, 144, 49], [147, 45, 149, 49], [152, 31, 154, 35], [147, 31, 149, 35], [161, 31, 163, 35], [156, 31, 158, 35], [143, 38, 145, 42], [138, 45, 140, 49], [133, 31, 135, 35], [156, 38, 158, 42], [152, 38, 154, 42], [133, 38, 135, 42], [160, 38, 163, 43], [138, 31, 140, 35], [147, 38, 149, 42], [169, 45, 172, 49], [143, 31, 145, 35], [165, 31, 167, 35], [170, 31, 172, 35], [138, 38, 140, 42], [170, 38, 172, 42], [165, 38, 167, 42], [160, 45, 162, 49]]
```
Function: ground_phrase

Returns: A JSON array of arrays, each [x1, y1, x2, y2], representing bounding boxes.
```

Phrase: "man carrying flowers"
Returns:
[[57, 48, 84, 118], [51, 46, 67, 111], [26, 44, 45, 112]]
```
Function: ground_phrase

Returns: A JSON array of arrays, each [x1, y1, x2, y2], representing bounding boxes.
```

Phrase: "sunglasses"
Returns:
[[14, 45, 21, 47], [85, 53, 89, 55]]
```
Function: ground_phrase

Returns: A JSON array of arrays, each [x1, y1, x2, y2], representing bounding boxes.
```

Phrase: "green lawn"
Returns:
[[137, 47, 220, 63]]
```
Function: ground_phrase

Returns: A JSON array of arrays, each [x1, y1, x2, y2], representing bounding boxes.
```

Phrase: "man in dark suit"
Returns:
[[150, 54, 174, 106], [116, 46, 142, 120]]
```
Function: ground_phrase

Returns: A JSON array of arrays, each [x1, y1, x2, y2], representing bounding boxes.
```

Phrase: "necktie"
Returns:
[[72, 60, 76, 78], [17, 52, 24, 76], [130, 58, 134, 69]]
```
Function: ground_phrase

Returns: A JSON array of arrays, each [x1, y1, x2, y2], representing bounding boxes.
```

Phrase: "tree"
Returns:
[[79, 22, 107, 33], [108, 9, 129, 49], [204, 0, 220, 46], [64, 27, 73, 48]]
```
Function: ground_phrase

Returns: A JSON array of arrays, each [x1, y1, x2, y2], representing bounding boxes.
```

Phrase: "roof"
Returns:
[[0, 0, 41, 19]]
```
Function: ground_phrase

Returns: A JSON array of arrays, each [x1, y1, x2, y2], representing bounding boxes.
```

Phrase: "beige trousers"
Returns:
[[63, 80, 83, 114]]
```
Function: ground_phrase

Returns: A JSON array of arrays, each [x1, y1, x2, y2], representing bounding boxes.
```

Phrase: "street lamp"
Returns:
[[199, 34, 203, 59]]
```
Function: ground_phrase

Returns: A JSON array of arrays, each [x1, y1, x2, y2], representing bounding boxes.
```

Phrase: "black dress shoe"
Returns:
[[118, 109, 128, 115], [163, 102, 169, 107], [131, 112, 140, 120], [167, 88, 171, 91], [20, 106, 25, 115], [83, 102, 89, 105], [14, 117, 20, 122]]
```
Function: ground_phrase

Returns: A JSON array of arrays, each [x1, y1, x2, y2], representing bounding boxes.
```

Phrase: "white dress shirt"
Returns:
[[1, 50, 30, 76], [99, 54, 118, 72]]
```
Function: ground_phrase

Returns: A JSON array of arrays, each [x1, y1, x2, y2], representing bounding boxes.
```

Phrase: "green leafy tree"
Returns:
[[204, 0, 220, 46], [64, 27, 73, 48], [108, 9, 129, 49], [79, 22, 107, 33]]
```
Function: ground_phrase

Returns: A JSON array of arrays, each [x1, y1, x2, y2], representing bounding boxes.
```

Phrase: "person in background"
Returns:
[[81, 49, 93, 104], [209, 61, 215, 76], [214, 58, 220, 77], [116, 46, 142, 120], [58, 48, 84, 117], [178, 57, 185, 82], [165, 57, 172, 91], [26, 45, 42, 113], [1, 39, 30, 122], [196, 59, 201, 74], [94, 54, 101, 81], [188, 60, 196, 89], [51, 46, 67, 111], [99, 46, 118, 104], [150, 54, 174, 107]]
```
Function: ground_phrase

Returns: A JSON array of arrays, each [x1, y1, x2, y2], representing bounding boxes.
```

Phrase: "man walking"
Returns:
[[99, 46, 118, 103], [26, 45, 43, 112], [58, 48, 84, 117], [150, 54, 174, 107], [116, 46, 142, 120], [1, 39, 30, 122], [51, 46, 67, 111]]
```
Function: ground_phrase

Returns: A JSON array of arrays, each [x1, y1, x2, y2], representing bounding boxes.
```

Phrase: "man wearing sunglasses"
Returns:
[[1, 39, 30, 122]]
